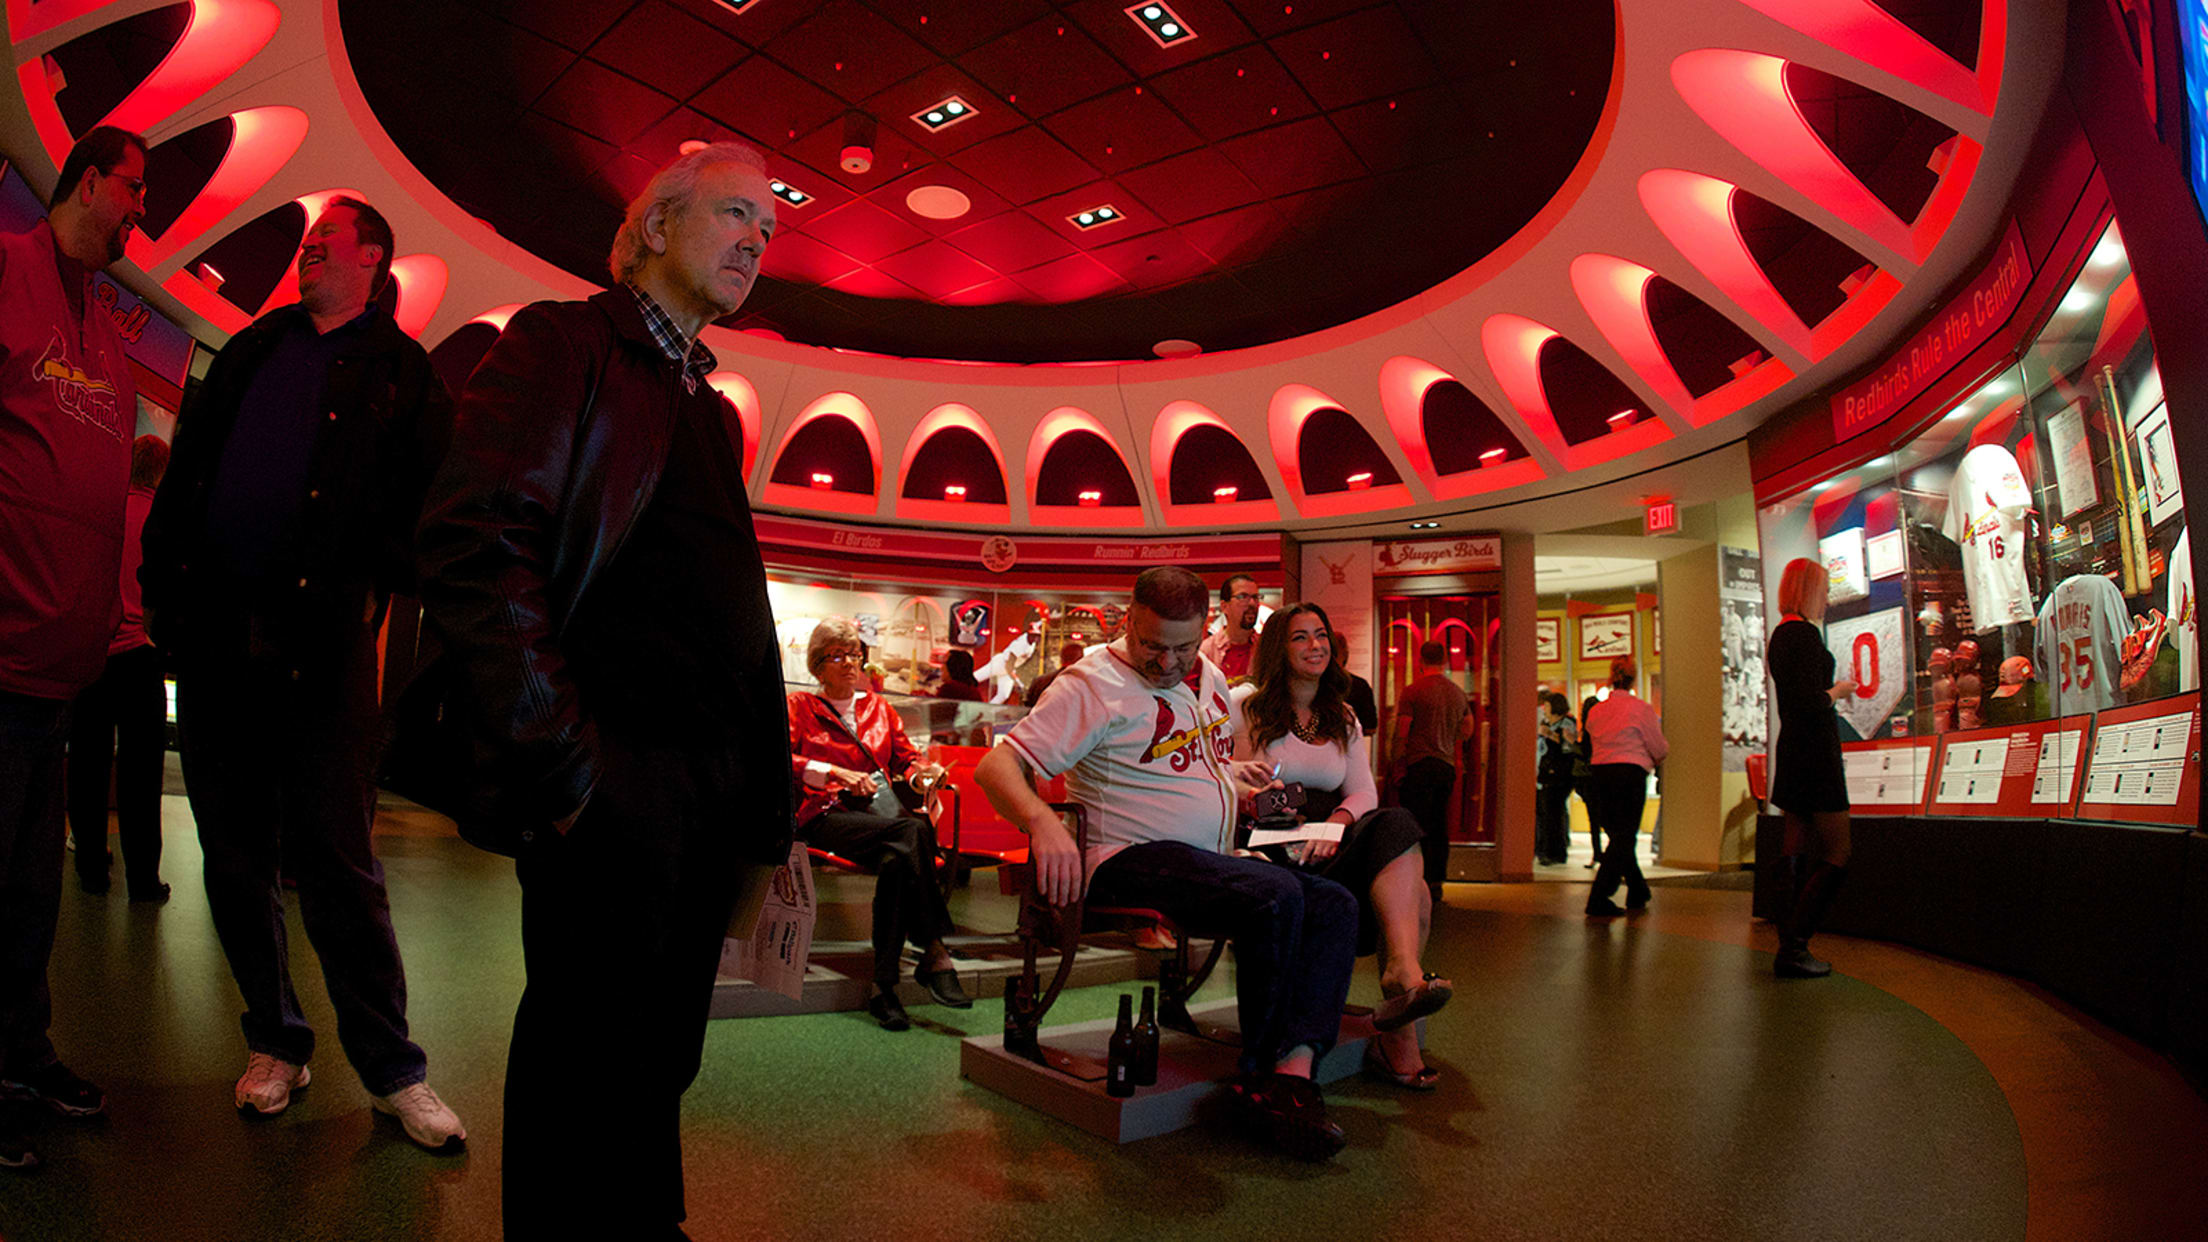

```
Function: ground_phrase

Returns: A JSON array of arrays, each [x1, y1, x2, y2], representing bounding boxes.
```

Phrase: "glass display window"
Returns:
[[1757, 456, 1909, 740]]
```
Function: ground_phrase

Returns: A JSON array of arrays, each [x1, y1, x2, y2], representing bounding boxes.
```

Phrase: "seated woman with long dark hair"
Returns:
[[788, 618, 970, 1030], [1231, 602, 1452, 1089]]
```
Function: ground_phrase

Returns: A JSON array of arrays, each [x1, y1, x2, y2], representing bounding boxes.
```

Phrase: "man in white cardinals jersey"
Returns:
[[2036, 571, 2129, 713], [2171, 528, 2197, 692], [1943, 443, 2036, 628]]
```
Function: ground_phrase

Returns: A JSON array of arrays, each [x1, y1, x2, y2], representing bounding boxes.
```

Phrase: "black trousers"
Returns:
[[65, 643, 167, 890], [1395, 757, 1457, 887], [1587, 763, 1652, 904], [0, 691, 69, 1084], [504, 732, 752, 1238], [1534, 775, 1572, 863], [801, 808, 950, 987]]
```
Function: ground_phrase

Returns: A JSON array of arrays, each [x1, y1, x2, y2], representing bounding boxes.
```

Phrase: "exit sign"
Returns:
[[1645, 501, 1678, 534]]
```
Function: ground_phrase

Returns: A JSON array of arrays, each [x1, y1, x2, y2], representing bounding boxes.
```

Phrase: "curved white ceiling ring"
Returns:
[[128, 105, 308, 271], [1149, 398, 1282, 525], [1376, 355, 1547, 501], [704, 371, 762, 482], [764, 391, 884, 517], [1480, 312, 1675, 472], [1639, 169, 1827, 362], [1266, 383, 1420, 519], [1733, 0, 2006, 119], [893, 402, 1015, 525], [14, 0, 284, 167], [1567, 253, 1798, 431], [1025, 406, 1145, 528], [468, 304, 524, 332]]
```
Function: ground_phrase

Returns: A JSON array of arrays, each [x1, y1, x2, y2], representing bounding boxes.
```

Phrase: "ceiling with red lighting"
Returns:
[[0, 0, 2056, 538], [337, 0, 1616, 363]]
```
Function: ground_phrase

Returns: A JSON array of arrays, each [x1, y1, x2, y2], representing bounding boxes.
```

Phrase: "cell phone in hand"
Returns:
[[1250, 781, 1306, 821]]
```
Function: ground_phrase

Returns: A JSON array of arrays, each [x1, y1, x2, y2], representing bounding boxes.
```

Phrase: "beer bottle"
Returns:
[[1107, 993, 1137, 1098], [1133, 985, 1160, 1086]]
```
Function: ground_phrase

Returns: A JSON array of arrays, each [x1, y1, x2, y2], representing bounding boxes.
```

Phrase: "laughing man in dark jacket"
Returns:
[[413, 141, 794, 1240]]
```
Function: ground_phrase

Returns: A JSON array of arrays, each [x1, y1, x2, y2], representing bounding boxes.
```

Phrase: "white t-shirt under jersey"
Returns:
[[2036, 572, 2129, 713], [1944, 443, 2036, 628], [1001, 645, 1238, 876], [2170, 528, 2197, 692]]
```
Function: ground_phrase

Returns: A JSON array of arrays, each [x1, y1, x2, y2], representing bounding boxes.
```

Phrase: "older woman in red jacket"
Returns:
[[789, 618, 968, 1030]]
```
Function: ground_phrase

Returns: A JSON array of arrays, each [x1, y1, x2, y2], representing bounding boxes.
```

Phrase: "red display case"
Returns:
[[1924, 714, 2095, 817], [2073, 692, 2202, 824]]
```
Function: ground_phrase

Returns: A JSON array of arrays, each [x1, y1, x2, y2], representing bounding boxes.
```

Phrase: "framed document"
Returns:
[[1534, 617, 1561, 664], [1578, 612, 1633, 662]]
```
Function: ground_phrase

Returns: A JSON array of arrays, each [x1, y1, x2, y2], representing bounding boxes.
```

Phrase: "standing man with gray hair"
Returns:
[[139, 195, 462, 1149], [0, 123, 146, 1170], [414, 141, 793, 1237]]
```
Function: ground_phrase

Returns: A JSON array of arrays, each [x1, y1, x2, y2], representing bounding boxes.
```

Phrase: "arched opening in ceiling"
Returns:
[[1420, 381, 1526, 475], [772, 413, 875, 497], [1733, 186, 1878, 330], [1538, 338, 1650, 448], [1297, 408, 1401, 496], [1036, 431, 1139, 508], [903, 424, 1008, 504], [44, 3, 192, 133], [138, 114, 231, 241], [1167, 424, 1269, 506], [1646, 277, 1767, 399], [1783, 61, 1959, 224], [185, 198, 302, 315], [1873, 0, 1985, 67]]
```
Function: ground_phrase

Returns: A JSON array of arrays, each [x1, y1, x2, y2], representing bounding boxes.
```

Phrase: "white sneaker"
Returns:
[[235, 1052, 310, 1116], [372, 1082, 466, 1152]]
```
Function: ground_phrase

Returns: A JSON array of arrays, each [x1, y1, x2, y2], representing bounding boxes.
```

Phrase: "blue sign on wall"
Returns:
[[2183, 0, 2208, 231]]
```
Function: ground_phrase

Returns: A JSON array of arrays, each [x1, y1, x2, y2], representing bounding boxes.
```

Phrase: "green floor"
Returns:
[[6, 796, 2026, 1242]]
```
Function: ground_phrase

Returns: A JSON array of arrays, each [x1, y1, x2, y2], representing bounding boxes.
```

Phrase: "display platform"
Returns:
[[959, 999, 1413, 1144], [711, 934, 1203, 1020]]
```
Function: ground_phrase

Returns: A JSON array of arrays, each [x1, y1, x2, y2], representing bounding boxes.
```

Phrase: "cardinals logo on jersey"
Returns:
[[34, 332, 121, 439], [1139, 696, 1233, 770]]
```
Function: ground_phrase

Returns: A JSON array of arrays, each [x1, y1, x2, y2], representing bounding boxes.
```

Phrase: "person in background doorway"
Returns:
[[0, 124, 148, 1166], [1201, 574, 1263, 686], [935, 648, 985, 701], [1583, 658, 1667, 917], [1766, 557, 1856, 978], [788, 618, 967, 1030], [1534, 692, 1578, 866], [1393, 641, 1472, 900], [66, 434, 171, 903], [1577, 693, 1603, 868]]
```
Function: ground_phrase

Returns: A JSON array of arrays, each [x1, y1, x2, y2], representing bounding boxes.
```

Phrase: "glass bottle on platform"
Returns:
[[1107, 994, 1137, 1098], [1133, 986, 1159, 1086]]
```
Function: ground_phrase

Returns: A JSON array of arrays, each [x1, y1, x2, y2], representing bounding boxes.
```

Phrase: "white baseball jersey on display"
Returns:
[[2035, 572, 2128, 713], [1942, 443, 2036, 628], [2170, 528, 2197, 692]]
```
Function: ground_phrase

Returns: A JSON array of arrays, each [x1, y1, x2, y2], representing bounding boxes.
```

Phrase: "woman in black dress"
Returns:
[[1767, 557, 1859, 978]]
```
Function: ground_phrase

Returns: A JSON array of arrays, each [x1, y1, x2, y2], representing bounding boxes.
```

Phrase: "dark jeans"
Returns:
[[0, 691, 69, 1082], [1087, 842, 1357, 1076], [1396, 757, 1457, 887], [1587, 763, 1652, 905], [176, 622, 425, 1093], [65, 643, 167, 890], [802, 808, 950, 987], [1534, 775, 1572, 862], [505, 733, 753, 1237]]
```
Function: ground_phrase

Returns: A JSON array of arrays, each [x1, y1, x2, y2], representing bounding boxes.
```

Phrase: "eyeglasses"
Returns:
[[819, 651, 864, 666], [106, 171, 147, 201], [1228, 592, 1261, 604]]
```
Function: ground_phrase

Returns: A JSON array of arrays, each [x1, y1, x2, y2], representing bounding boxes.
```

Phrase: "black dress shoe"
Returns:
[[867, 988, 911, 1031], [915, 967, 972, 1009], [1625, 888, 1651, 911], [129, 882, 171, 904], [75, 867, 109, 895], [1233, 1074, 1345, 1161], [1585, 898, 1626, 917]]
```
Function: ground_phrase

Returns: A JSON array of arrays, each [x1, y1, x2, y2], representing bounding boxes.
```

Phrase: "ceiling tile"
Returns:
[[1237, 0, 1373, 38], [759, 0, 938, 105], [1042, 87, 1203, 176], [1148, 45, 1317, 141], [478, 0, 632, 53], [937, 275, 1032, 306], [1013, 252, 1135, 303], [1328, 86, 1471, 174], [860, 63, 1021, 159], [658, 0, 806, 44], [1270, 8, 1441, 111], [1175, 200, 1289, 266], [867, 164, 1011, 238], [1116, 147, 1264, 225], [942, 210, 1077, 271], [1064, 0, 1258, 73], [873, 241, 1001, 301], [866, 0, 1050, 58], [948, 127, 1101, 205], [758, 230, 865, 285], [798, 198, 933, 264], [1027, 179, 1166, 245], [511, 112, 618, 194], [534, 58, 681, 148], [589, 1, 748, 101], [961, 18, 1131, 119], [782, 118, 933, 197], [1217, 114, 1364, 196], [1088, 227, 1214, 290], [627, 107, 739, 169], [694, 55, 851, 146], [824, 265, 928, 301]]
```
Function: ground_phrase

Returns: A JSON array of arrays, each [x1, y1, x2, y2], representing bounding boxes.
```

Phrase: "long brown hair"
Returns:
[[1243, 602, 1354, 753]]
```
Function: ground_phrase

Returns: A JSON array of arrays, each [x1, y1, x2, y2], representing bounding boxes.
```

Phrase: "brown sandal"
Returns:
[[1363, 1041, 1440, 1091]]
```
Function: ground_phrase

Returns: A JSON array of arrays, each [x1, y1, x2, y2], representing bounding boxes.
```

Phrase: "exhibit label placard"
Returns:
[[1840, 738, 1937, 813], [1923, 715, 2094, 817], [2074, 693, 2201, 825]]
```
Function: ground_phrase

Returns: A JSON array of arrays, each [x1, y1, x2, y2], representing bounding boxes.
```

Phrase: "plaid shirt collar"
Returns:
[[624, 283, 716, 394]]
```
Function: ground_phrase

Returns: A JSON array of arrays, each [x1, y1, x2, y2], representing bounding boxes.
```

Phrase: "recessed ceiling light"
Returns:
[[913, 94, 978, 132], [906, 185, 972, 220], [709, 0, 764, 13], [1127, 1, 1195, 47], [678, 139, 710, 155], [1153, 338, 1201, 358], [1069, 203, 1124, 230], [767, 179, 811, 206], [1213, 485, 1239, 502]]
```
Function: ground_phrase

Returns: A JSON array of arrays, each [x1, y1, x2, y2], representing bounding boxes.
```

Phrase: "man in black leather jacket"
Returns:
[[413, 141, 793, 1239], [138, 198, 464, 1149]]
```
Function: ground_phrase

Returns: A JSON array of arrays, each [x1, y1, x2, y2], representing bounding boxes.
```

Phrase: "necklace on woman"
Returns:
[[1290, 705, 1327, 745]]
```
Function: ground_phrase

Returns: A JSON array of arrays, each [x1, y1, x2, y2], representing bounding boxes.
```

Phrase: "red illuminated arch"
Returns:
[[1479, 314, 1673, 471], [1266, 384, 1417, 518], [1027, 407, 1143, 528], [1733, 0, 2005, 116], [766, 392, 883, 516], [1567, 255, 1795, 430], [16, 1, 283, 168], [1377, 356, 1546, 497], [896, 403, 1011, 524], [389, 254, 448, 339], [1150, 400, 1281, 525], [130, 106, 308, 271]]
